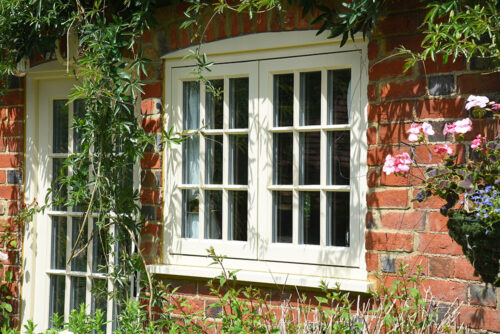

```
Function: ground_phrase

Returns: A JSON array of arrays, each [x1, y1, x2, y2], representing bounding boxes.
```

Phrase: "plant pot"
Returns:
[[447, 215, 500, 286]]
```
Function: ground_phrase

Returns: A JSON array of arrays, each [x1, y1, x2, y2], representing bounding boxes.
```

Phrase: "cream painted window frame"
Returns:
[[156, 31, 371, 292]]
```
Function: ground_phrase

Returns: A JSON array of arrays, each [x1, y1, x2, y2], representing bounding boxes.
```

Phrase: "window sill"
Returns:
[[147, 264, 374, 293]]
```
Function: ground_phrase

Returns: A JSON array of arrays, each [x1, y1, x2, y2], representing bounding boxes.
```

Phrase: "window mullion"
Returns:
[[64, 217, 72, 323], [222, 77, 229, 241], [292, 71, 300, 245], [199, 84, 206, 240], [86, 218, 92, 314], [320, 69, 327, 247]]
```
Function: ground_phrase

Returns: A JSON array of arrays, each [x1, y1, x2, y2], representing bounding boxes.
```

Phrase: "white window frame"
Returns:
[[154, 30, 371, 292], [21, 62, 139, 331]]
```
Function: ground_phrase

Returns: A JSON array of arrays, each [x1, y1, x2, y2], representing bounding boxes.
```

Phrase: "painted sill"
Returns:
[[147, 264, 374, 293]]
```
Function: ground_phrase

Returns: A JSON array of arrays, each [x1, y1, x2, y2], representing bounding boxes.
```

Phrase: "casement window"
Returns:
[[158, 31, 370, 291], [23, 70, 136, 332]]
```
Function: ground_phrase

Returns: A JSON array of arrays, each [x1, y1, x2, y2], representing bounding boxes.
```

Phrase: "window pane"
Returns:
[[273, 191, 292, 243], [229, 77, 248, 128], [70, 276, 86, 312], [273, 74, 293, 126], [49, 275, 65, 325], [327, 131, 350, 185], [300, 191, 320, 245], [182, 136, 199, 184], [182, 189, 199, 238], [205, 190, 222, 239], [51, 216, 67, 270], [52, 158, 67, 211], [229, 135, 248, 185], [299, 132, 320, 185], [183, 81, 200, 129], [229, 191, 247, 241], [91, 279, 108, 332], [71, 217, 88, 272], [205, 135, 223, 184], [53, 99, 68, 153], [327, 69, 351, 125], [273, 133, 293, 185], [206, 79, 223, 129], [327, 192, 350, 247], [93, 229, 108, 273], [300, 71, 321, 126], [73, 99, 85, 153]]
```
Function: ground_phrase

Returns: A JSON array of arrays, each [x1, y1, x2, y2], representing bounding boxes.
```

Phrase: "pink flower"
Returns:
[[492, 103, 500, 110], [407, 122, 434, 142], [422, 122, 435, 136], [0, 252, 8, 262], [434, 144, 453, 154], [383, 152, 413, 175], [471, 134, 484, 150], [465, 95, 489, 110], [443, 118, 472, 135]]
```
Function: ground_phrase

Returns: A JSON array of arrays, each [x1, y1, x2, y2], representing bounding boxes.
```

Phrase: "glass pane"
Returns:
[[300, 71, 321, 126], [70, 276, 87, 312], [229, 135, 248, 185], [300, 191, 320, 245], [273, 191, 292, 243], [53, 99, 68, 153], [71, 217, 88, 272], [52, 158, 67, 211], [273, 74, 293, 126], [327, 69, 351, 125], [229, 77, 248, 129], [183, 81, 200, 129], [205, 135, 223, 185], [229, 191, 247, 241], [299, 132, 320, 185], [273, 133, 293, 185], [49, 275, 65, 326], [327, 131, 350, 185], [205, 190, 222, 239], [51, 216, 67, 270], [73, 99, 85, 153], [93, 229, 108, 273], [182, 136, 199, 184], [182, 189, 199, 238], [91, 279, 108, 332], [327, 192, 350, 247], [206, 79, 223, 129]]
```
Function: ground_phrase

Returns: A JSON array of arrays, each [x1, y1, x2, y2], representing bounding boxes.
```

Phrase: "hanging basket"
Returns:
[[447, 213, 500, 286]]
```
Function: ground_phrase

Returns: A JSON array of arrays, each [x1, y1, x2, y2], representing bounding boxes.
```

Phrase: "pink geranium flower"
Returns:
[[443, 118, 472, 135], [407, 122, 434, 142], [492, 103, 500, 110], [0, 252, 8, 262], [434, 144, 453, 155], [465, 95, 489, 110], [383, 152, 413, 175], [471, 134, 484, 150]]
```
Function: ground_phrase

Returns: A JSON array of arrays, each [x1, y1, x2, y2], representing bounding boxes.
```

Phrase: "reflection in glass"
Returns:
[[273, 74, 293, 126], [51, 216, 67, 270], [205, 135, 223, 185], [327, 69, 351, 125], [91, 279, 108, 332], [93, 229, 108, 273], [49, 275, 65, 325], [183, 81, 200, 129], [52, 158, 67, 211], [300, 72, 321, 125], [299, 132, 320, 185], [182, 189, 199, 238], [327, 192, 350, 247], [229, 191, 247, 241], [273, 133, 293, 185], [71, 217, 88, 272], [70, 276, 86, 312], [300, 191, 320, 245], [229, 135, 248, 185], [206, 80, 223, 129], [73, 99, 85, 153], [183, 136, 199, 184], [53, 99, 68, 153], [205, 190, 222, 239], [273, 191, 292, 243], [229, 77, 248, 129], [327, 131, 350, 185]]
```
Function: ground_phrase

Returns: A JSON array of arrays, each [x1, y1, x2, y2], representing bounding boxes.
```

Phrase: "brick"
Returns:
[[366, 211, 377, 229], [141, 170, 160, 188], [270, 10, 280, 31], [384, 34, 424, 54], [380, 167, 425, 186], [413, 144, 464, 165], [381, 256, 395, 273], [375, 12, 419, 36], [463, 118, 497, 141], [459, 306, 500, 332], [141, 82, 162, 99], [0, 171, 5, 184], [141, 205, 156, 220], [365, 231, 413, 251], [418, 233, 463, 255], [368, 101, 413, 123], [367, 126, 377, 145], [365, 252, 379, 271], [367, 146, 411, 166], [396, 255, 428, 275], [367, 189, 409, 208], [8, 202, 18, 216], [0, 91, 23, 106], [283, 6, 295, 30], [141, 153, 161, 169], [454, 257, 481, 281], [378, 123, 411, 144], [428, 75, 454, 96], [380, 78, 426, 100], [242, 12, 252, 35], [458, 71, 500, 94], [470, 57, 497, 71], [469, 285, 496, 307], [369, 58, 413, 81], [368, 41, 378, 60], [0, 155, 20, 168], [380, 211, 425, 231], [230, 13, 239, 36], [6, 138, 23, 152], [416, 98, 466, 119], [142, 117, 162, 133], [205, 20, 215, 42], [367, 168, 379, 187], [181, 29, 190, 48], [429, 256, 454, 278], [413, 192, 446, 209], [427, 211, 449, 232], [0, 122, 23, 137], [367, 83, 377, 101], [297, 8, 310, 30], [169, 27, 179, 50], [422, 55, 465, 74], [140, 189, 160, 205], [256, 12, 267, 32], [141, 222, 161, 237], [8, 76, 22, 90], [0, 186, 19, 201], [6, 170, 20, 184], [141, 99, 161, 115], [422, 280, 467, 302], [0, 107, 23, 121], [216, 13, 227, 39]]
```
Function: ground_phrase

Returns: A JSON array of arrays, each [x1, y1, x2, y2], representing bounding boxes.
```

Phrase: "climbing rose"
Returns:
[[407, 122, 434, 142], [0, 252, 8, 262], [443, 118, 472, 135], [465, 95, 489, 110], [434, 144, 453, 154], [471, 134, 484, 150], [383, 152, 412, 175]]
